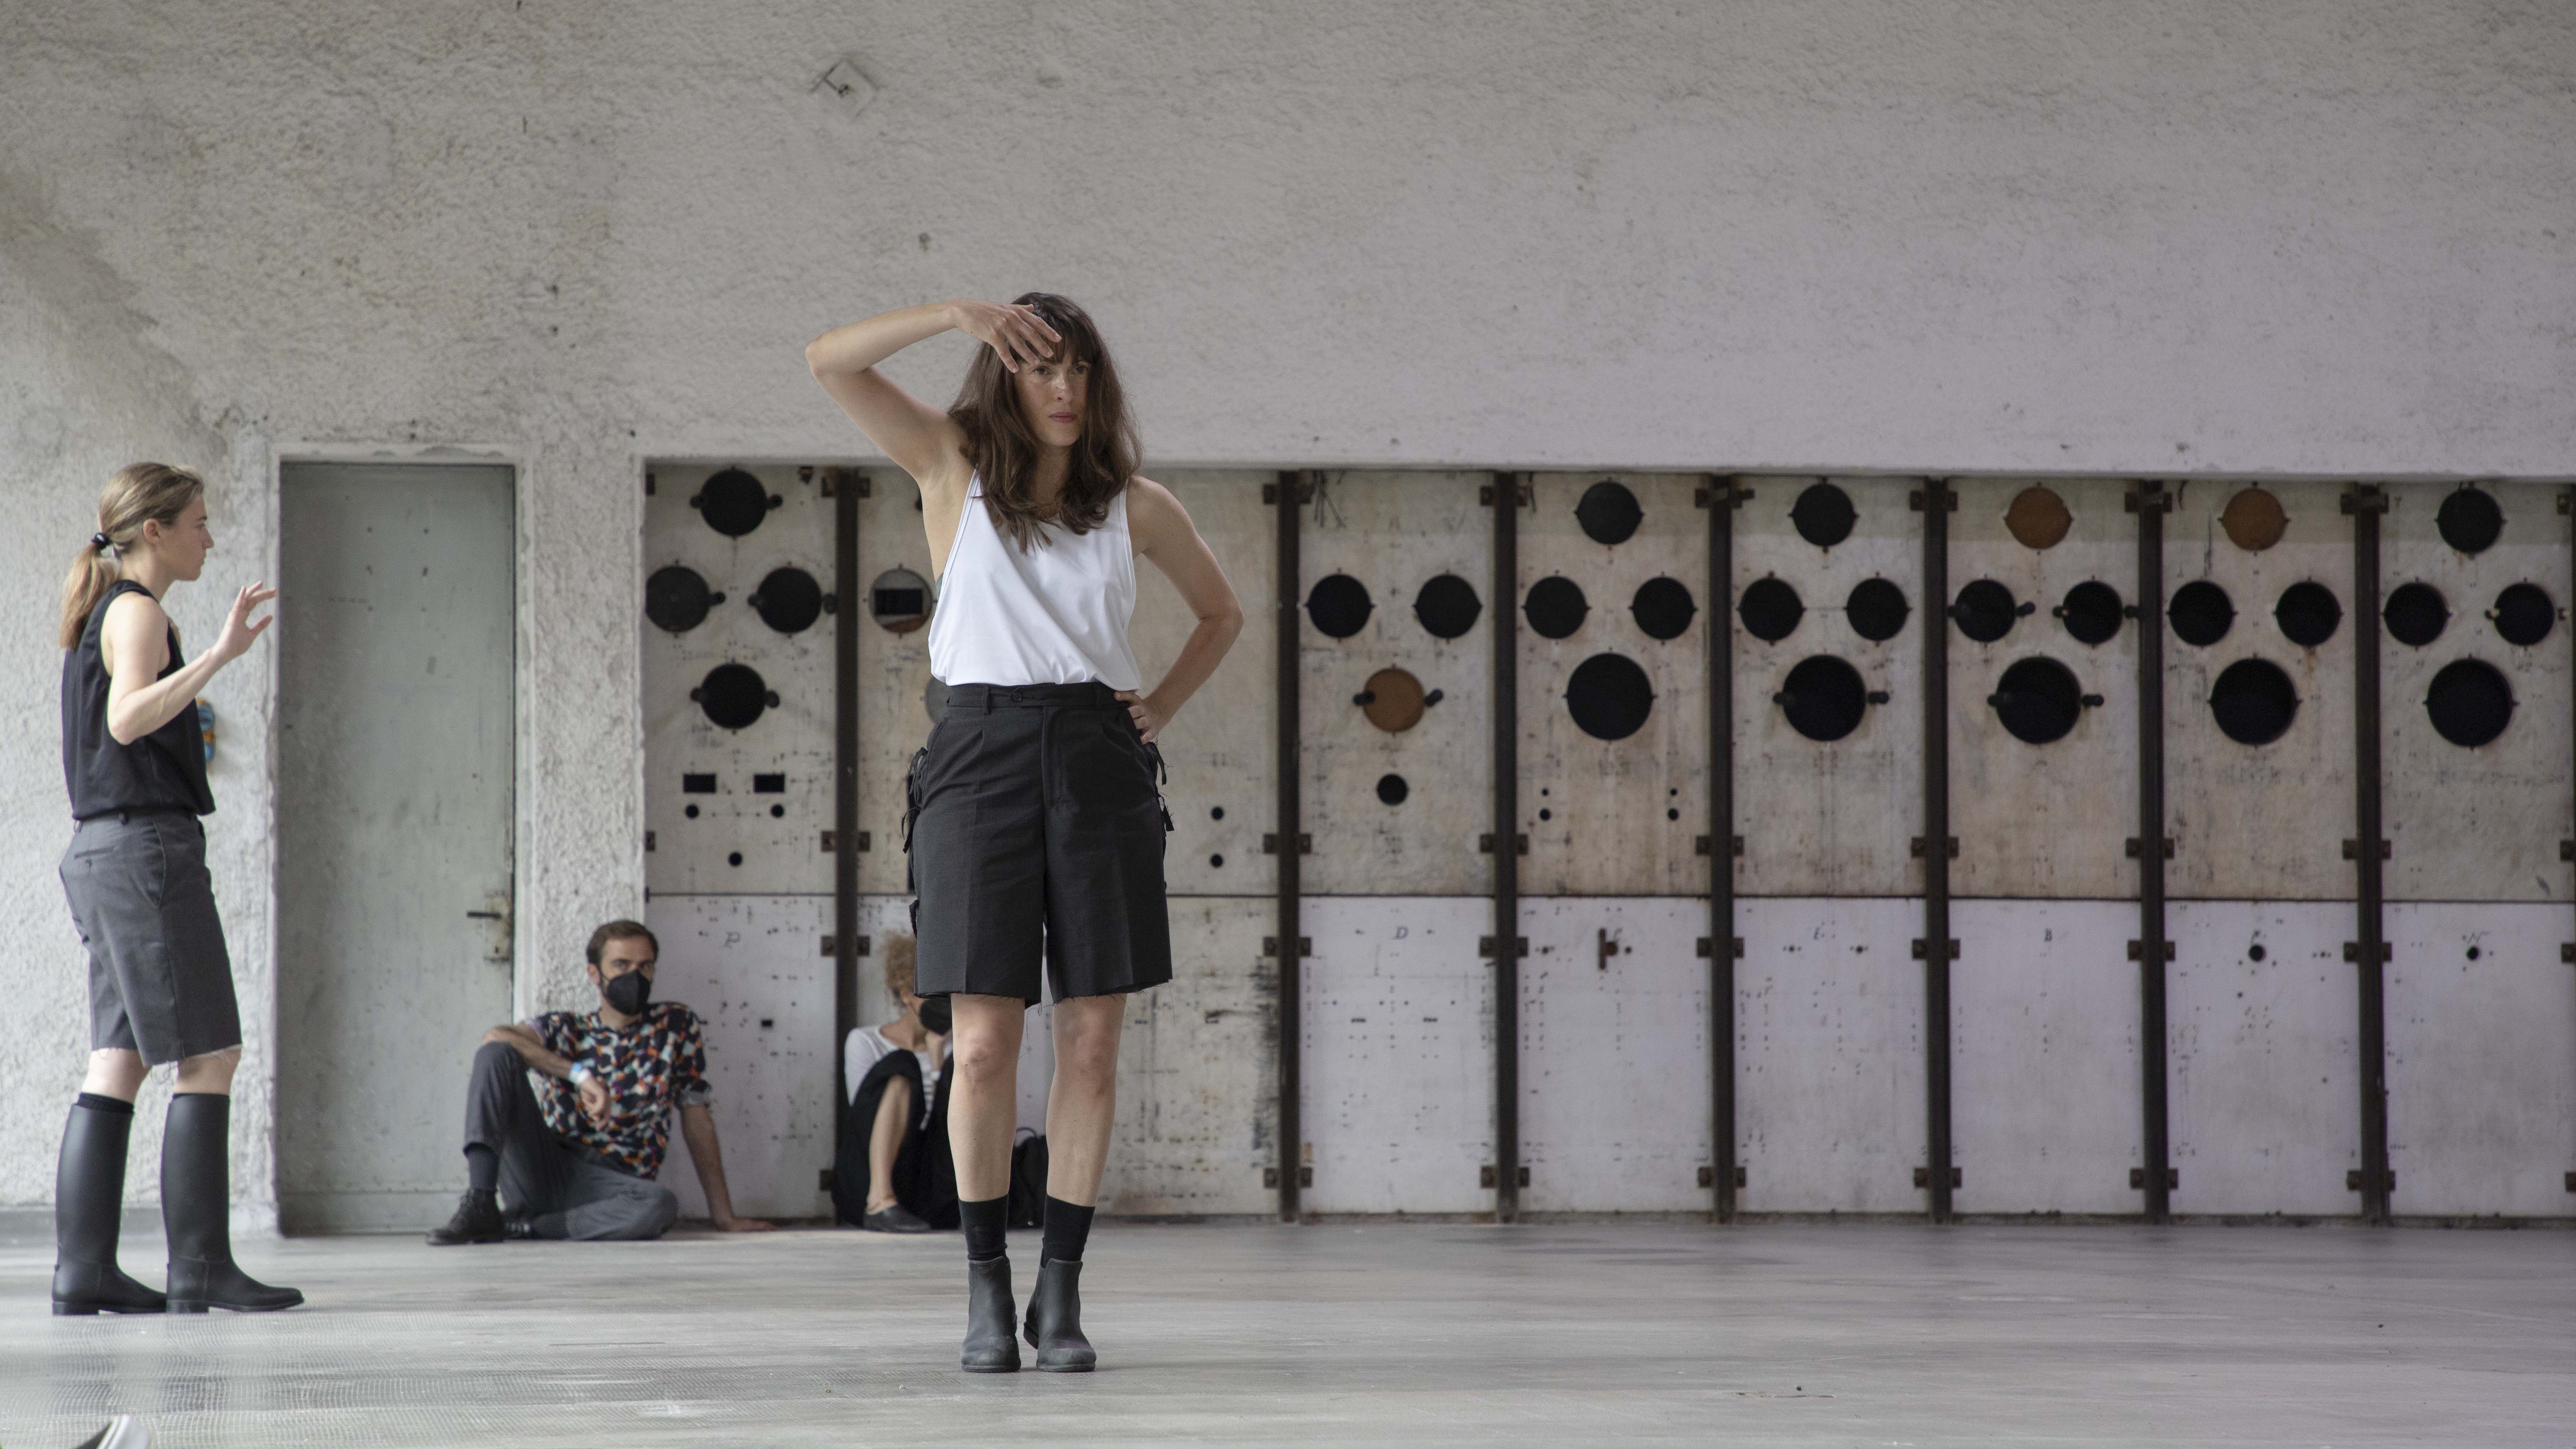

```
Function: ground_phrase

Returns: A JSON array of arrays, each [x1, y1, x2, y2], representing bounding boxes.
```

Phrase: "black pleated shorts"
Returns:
[[906, 681, 1174, 1004]]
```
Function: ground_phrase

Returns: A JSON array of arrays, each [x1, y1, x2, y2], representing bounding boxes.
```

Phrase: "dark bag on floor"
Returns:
[[1008, 1132, 1048, 1227]]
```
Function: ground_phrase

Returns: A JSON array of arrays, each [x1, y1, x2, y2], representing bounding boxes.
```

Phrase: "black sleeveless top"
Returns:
[[62, 579, 216, 819]]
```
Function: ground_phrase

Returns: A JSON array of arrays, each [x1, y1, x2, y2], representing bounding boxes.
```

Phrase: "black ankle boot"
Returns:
[[1023, 1258, 1096, 1372], [161, 1093, 302, 1313], [960, 1255, 1021, 1372], [52, 1099, 163, 1317]]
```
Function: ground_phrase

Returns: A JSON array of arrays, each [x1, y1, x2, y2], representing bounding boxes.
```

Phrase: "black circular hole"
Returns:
[[645, 565, 715, 633], [1951, 579, 2020, 644], [2466, 945, 2481, 961], [1790, 483, 1856, 548], [695, 468, 773, 538], [2492, 583, 2554, 648], [1845, 578, 1910, 642], [2274, 582, 2343, 648], [1210, 806, 1226, 821], [1524, 577, 1590, 639], [2248, 943, 2267, 962], [2435, 487, 2503, 555], [1737, 577, 1802, 643], [1775, 655, 1869, 742], [2209, 658, 2299, 745], [1306, 574, 1374, 638], [696, 663, 772, 730], [2426, 658, 2514, 748], [727, 852, 743, 867], [1376, 773, 1409, 805], [1630, 577, 1697, 641], [1666, 807, 1679, 820], [2168, 580, 2236, 647], [1538, 807, 1552, 820], [2057, 581, 2124, 646], [770, 804, 784, 818], [1574, 480, 1643, 546], [1989, 657, 2084, 745], [749, 566, 824, 634], [685, 804, 700, 819], [2383, 582, 2448, 647], [1210, 854, 1225, 868], [1565, 653, 1655, 740], [1413, 574, 1483, 639]]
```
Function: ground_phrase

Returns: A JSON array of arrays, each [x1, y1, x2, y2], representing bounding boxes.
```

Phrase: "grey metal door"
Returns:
[[278, 463, 515, 1234]]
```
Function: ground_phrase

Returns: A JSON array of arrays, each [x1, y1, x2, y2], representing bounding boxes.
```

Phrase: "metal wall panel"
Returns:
[[2164, 480, 2355, 901], [2166, 901, 2360, 1216], [648, 896, 836, 1222], [2380, 483, 2572, 902], [1733, 478, 1924, 898], [1949, 900, 2142, 1215], [1099, 897, 1278, 1215], [851, 471, 936, 897], [1517, 473, 1708, 896], [1299, 473, 1493, 896], [1946, 479, 2139, 898], [1299, 896, 1496, 1214], [1736, 897, 1925, 1212], [2385, 901, 2576, 1218], [1517, 898, 1710, 1211], [645, 463, 836, 895]]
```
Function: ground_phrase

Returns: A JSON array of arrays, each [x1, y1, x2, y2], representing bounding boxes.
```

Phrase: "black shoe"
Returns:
[[161, 1093, 303, 1313], [1023, 1257, 1096, 1372], [864, 1203, 934, 1234], [53, 1098, 162, 1317], [960, 1256, 1021, 1372], [427, 1191, 505, 1245], [504, 1216, 541, 1241]]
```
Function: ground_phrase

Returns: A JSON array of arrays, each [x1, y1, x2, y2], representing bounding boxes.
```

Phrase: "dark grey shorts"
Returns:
[[906, 681, 1174, 1005], [60, 812, 242, 1065]]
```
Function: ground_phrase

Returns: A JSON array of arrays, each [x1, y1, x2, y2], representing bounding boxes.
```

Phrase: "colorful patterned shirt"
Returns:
[[526, 1002, 714, 1178]]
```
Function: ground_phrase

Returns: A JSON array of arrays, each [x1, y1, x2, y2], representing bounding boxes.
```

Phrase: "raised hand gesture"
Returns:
[[948, 299, 1062, 373], [213, 582, 278, 663]]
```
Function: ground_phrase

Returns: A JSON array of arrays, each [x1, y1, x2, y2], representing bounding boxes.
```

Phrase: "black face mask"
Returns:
[[917, 996, 952, 1035], [602, 970, 653, 1017]]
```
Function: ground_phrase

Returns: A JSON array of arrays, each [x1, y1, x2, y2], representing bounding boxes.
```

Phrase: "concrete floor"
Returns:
[[3, 1217, 2573, 1447]]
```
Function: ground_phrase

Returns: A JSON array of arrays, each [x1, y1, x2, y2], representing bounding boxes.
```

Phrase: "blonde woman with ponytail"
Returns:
[[50, 463, 301, 1316]]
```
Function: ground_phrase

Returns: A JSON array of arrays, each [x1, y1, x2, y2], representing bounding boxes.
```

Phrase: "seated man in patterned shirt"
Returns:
[[426, 919, 774, 1243]]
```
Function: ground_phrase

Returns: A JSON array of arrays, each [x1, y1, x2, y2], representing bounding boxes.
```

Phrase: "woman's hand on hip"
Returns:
[[1115, 690, 1166, 744]]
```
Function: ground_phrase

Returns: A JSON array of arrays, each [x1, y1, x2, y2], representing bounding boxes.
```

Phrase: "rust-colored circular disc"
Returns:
[[2220, 487, 2287, 551], [2003, 486, 2073, 550], [1361, 667, 1426, 733]]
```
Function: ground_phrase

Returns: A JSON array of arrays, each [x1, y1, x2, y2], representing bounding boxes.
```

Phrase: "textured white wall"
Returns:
[[3, 0, 2571, 1207]]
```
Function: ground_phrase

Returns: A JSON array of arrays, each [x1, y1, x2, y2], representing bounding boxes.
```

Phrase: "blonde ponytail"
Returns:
[[59, 463, 204, 648]]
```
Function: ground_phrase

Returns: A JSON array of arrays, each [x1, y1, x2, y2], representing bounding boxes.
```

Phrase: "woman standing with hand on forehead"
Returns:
[[806, 296, 1242, 1372], [49, 463, 302, 1316]]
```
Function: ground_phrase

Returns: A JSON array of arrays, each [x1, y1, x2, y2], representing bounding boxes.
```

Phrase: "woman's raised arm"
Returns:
[[804, 300, 1060, 487]]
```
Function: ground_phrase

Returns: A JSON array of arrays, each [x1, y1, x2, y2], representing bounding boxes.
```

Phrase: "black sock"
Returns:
[[1041, 1196, 1095, 1264], [464, 1144, 499, 1196], [75, 1093, 134, 1116], [960, 1194, 1008, 1262]]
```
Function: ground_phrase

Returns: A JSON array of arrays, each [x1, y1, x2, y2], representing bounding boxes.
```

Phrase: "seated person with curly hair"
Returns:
[[428, 920, 773, 1243], [835, 934, 958, 1233]]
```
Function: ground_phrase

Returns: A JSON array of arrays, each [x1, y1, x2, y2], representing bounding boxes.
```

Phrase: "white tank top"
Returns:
[[928, 474, 1145, 690]]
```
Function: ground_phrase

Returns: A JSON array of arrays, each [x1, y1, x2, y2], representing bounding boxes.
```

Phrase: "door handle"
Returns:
[[467, 911, 504, 920]]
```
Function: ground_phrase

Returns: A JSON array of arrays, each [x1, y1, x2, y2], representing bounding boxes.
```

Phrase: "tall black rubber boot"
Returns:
[[161, 1093, 303, 1313], [52, 1097, 164, 1316], [960, 1255, 1022, 1372], [1023, 1258, 1096, 1372]]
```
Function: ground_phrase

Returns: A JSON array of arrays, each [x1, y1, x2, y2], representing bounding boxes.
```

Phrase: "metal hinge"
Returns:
[[1908, 485, 1958, 513], [2346, 1168, 2396, 1192], [1697, 1165, 1748, 1188], [1695, 936, 1745, 959], [1479, 833, 1529, 855], [819, 934, 873, 958], [1262, 1166, 1315, 1188], [1914, 1166, 1962, 1188], [1479, 1165, 1531, 1189], [821, 830, 872, 852], [2126, 939, 2177, 962], [1695, 481, 1756, 510], [1910, 836, 1960, 859], [1479, 479, 1533, 508], [1263, 832, 1313, 854], [1911, 938, 1961, 961], [2338, 486, 2389, 515], [1694, 835, 1745, 857], [2125, 837, 2177, 860], [1479, 935, 1530, 959], [2343, 941, 2393, 963], [2341, 838, 2391, 861], [2130, 1167, 2179, 1190], [1262, 936, 1312, 958]]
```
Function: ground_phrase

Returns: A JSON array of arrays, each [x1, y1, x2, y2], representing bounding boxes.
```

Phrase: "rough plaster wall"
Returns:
[[3, 0, 2572, 1205]]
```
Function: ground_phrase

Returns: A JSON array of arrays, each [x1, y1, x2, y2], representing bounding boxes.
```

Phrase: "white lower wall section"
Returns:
[[1301, 897, 1497, 1215], [2168, 902, 2361, 1217], [1737, 898, 1925, 1214], [1519, 898, 1711, 1212], [1099, 897, 1278, 1217], [2386, 902, 2576, 1219], [1951, 900, 2143, 1216], [647, 896, 837, 1222]]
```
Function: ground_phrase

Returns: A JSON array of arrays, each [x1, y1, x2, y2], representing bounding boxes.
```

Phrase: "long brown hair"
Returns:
[[59, 463, 204, 648], [945, 292, 1140, 551]]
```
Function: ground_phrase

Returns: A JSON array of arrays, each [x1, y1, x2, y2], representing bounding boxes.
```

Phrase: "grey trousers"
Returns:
[[463, 1042, 679, 1241], [61, 812, 241, 1064]]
